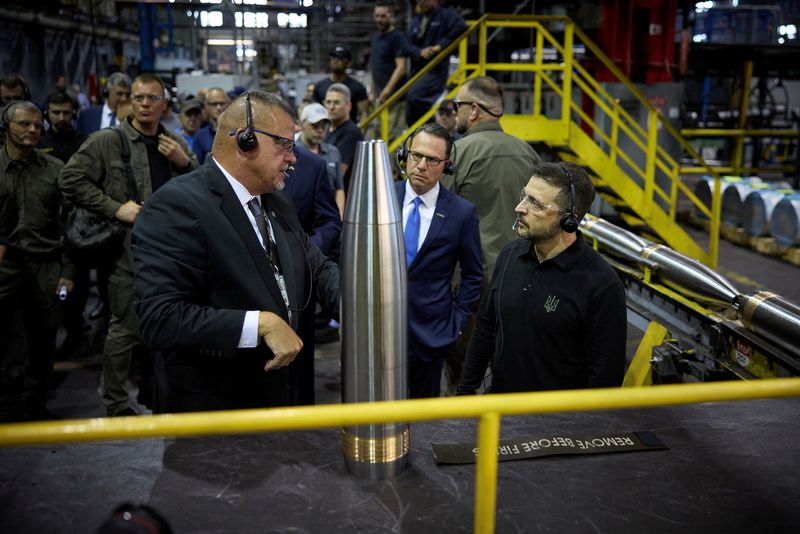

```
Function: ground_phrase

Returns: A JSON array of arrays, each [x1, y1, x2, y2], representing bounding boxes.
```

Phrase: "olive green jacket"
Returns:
[[442, 121, 541, 275], [58, 118, 198, 220]]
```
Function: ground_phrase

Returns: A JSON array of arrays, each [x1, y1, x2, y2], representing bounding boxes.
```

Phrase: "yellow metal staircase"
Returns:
[[361, 14, 723, 268]]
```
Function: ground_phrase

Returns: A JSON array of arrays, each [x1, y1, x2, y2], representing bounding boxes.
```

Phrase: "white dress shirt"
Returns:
[[213, 157, 278, 348], [99, 102, 116, 129], [402, 181, 440, 254]]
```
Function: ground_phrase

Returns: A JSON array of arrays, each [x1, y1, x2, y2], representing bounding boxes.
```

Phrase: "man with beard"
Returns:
[[38, 92, 90, 357], [457, 162, 627, 394], [38, 92, 88, 163], [440, 76, 540, 394]]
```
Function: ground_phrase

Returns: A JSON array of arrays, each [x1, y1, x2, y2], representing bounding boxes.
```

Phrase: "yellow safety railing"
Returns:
[[1, 378, 799, 533], [362, 14, 724, 267]]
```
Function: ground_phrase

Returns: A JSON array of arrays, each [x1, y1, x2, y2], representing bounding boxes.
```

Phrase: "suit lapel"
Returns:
[[209, 164, 285, 309]]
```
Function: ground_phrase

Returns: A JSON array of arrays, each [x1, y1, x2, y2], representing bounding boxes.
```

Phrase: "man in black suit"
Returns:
[[131, 91, 340, 413], [76, 73, 131, 134]]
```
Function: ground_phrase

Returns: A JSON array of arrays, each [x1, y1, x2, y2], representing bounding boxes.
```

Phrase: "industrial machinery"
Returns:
[[581, 215, 800, 384]]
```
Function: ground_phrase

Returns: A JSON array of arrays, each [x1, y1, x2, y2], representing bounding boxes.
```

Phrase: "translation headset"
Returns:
[[558, 163, 580, 233], [0, 101, 32, 143], [0, 102, 22, 131], [396, 124, 457, 176], [235, 92, 259, 152]]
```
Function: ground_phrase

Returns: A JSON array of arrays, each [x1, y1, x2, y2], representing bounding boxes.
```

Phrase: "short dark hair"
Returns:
[[375, 1, 397, 13], [132, 73, 165, 92], [462, 76, 503, 115], [45, 91, 78, 110], [529, 161, 595, 219], [409, 122, 453, 160], [1, 74, 31, 99]]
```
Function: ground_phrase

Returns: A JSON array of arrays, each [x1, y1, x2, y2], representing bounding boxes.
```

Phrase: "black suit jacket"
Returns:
[[283, 146, 342, 257], [131, 158, 339, 412], [76, 105, 103, 134]]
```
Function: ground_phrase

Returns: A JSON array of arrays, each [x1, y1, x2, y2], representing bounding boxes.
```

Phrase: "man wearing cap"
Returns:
[[435, 99, 460, 140], [312, 46, 368, 124], [296, 103, 344, 216], [176, 98, 204, 146]]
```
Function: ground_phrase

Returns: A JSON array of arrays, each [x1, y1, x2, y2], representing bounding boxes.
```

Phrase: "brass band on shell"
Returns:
[[342, 428, 410, 464]]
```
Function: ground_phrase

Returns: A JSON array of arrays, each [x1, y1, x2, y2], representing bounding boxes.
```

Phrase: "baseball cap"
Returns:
[[438, 99, 456, 113], [181, 98, 203, 114], [330, 46, 352, 61], [300, 103, 330, 124]]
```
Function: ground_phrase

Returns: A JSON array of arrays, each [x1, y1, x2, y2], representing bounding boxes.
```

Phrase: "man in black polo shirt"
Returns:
[[457, 162, 627, 394], [38, 92, 88, 164], [324, 83, 364, 195], [313, 46, 368, 124]]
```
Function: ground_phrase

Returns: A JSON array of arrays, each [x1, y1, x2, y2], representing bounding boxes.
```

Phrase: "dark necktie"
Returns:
[[109, 111, 116, 127], [404, 197, 422, 266], [246, 197, 280, 273]]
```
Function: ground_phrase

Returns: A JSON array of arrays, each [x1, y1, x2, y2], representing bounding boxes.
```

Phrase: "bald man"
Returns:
[[132, 91, 340, 413]]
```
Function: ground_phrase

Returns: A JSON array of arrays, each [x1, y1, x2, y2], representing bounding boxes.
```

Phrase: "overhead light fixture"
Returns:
[[207, 39, 255, 46]]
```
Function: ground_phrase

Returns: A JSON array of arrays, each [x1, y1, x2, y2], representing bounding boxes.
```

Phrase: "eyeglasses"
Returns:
[[230, 128, 296, 153], [518, 188, 564, 213], [131, 94, 165, 103], [408, 150, 445, 167], [452, 100, 502, 118], [11, 119, 43, 130]]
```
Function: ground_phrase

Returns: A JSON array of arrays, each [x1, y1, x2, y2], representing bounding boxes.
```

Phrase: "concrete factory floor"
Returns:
[[0, 230, 798, 532]]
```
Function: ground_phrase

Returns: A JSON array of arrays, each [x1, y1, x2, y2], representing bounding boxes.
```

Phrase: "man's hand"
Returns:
[[158, 134, 191, 168], [420, 45, 442, 60], [56, 278, 75, 295], [115, 200, 142, 224], [0, 244, 6, 266], [258, 311, 303, 371]]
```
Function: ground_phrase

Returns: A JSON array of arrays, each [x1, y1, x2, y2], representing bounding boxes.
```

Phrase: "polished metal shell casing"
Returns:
[[738, 291, 800, 357], [340, 140, 409, 479]]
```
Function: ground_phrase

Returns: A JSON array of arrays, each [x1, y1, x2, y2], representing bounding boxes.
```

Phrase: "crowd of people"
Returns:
[[0, 0, 627, 422]]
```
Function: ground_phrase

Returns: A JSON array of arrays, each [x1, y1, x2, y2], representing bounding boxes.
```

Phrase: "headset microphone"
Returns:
[[511, 218, 519, 231]]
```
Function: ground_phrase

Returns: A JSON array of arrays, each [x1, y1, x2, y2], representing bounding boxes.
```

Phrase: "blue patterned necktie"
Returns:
[[404, 197, 422, 266]]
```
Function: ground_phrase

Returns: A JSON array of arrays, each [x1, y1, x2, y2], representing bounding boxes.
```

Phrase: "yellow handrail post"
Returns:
[[479, 19, 488, 76], [643, 109, 658, 217], [561, 21, 574, 131], [380, 108, 389, 142], [610, 104, 620, 165], [474, 411, 501, 534], [733, 60, 753, 176], [709, 173, 722, 268], [533, 27, 543, 118]]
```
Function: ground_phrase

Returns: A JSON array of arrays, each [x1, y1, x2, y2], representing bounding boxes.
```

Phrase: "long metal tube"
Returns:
[[737, 291, 800, 357], [340, 140, 409, 479]]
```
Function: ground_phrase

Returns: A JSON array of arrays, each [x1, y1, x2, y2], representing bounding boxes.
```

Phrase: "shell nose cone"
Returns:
[[344, 140, 401, 225]]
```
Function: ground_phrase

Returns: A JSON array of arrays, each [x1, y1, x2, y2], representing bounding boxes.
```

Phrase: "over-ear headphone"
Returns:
[[236, 92, 258, 152], [559, 163, 580, 233], [0, 101, 27, 131], [396, 124, 456, 176]]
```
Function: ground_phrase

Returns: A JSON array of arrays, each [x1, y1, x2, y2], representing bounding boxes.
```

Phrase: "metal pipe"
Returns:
[[340, 140, 409, 479]]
